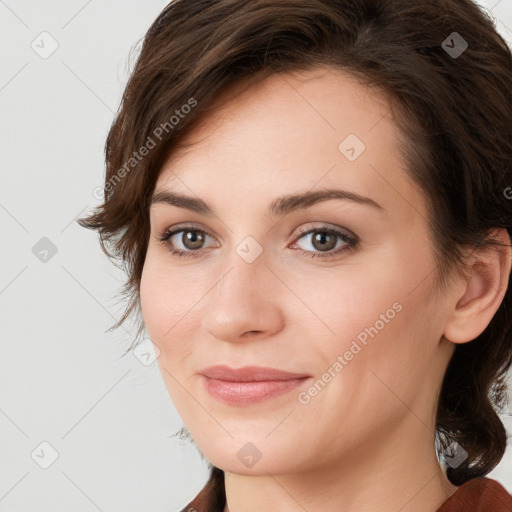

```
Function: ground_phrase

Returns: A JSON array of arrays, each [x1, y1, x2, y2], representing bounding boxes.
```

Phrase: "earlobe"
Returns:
[[443, 228, 511, 344]]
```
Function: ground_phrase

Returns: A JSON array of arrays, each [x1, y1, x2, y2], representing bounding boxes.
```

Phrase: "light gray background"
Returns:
[[1, 1, 511, 511]]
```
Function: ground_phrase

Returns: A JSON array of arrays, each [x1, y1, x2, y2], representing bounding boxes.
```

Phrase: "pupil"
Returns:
[[184, 230, 204, 249], [313, 231, 335, 251]]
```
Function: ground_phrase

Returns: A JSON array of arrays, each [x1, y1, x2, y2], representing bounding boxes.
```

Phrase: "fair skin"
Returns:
[[139, 67, 511, 512]]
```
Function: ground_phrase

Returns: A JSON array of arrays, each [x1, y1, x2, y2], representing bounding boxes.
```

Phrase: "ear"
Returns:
[[443, 228, 511, 344]]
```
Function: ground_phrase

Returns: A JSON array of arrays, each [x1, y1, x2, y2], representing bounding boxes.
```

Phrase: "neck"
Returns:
[[223, 416, 458, 512]]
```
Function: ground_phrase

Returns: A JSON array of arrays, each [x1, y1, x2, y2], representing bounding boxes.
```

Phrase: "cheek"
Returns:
[[140, 255, 202, 414], [293, 260, 403, 350], [139, 251, 198, 362], [301, 250, 438, 402], [295, 293, 437, 453], [140, 256, 165, 341]]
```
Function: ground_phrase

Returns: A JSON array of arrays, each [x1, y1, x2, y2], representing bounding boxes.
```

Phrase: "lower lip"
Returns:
[[202, 376, 309, 405]]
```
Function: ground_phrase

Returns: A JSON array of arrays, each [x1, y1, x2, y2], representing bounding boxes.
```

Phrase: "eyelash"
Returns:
[[157, 224, 358, 261]]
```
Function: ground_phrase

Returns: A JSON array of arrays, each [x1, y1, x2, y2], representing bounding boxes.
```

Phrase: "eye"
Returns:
[[157, 223, 358, 260], [157, 225, 218, 259], [290, 225, 358, 259]]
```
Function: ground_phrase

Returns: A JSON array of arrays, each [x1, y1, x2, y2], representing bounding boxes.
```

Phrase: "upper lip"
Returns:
[[200, 365, 310, 382]]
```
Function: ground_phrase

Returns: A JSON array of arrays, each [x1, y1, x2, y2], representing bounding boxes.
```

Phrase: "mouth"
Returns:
[[200, 365, 311, 405]]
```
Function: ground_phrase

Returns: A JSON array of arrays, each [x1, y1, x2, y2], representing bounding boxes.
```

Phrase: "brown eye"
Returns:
[[292, 225, 358, 260], [158, 226, 218, 259], [310, 231, 337, 251], [180, 230, 206, 250], [157, 224, 357, 261]]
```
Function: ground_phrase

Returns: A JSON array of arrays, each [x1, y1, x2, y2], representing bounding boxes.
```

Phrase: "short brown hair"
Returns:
[[78, 0, 512, 485]]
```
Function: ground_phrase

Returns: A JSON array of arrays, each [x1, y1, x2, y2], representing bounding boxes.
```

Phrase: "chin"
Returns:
[[200, 439, 303, 477]]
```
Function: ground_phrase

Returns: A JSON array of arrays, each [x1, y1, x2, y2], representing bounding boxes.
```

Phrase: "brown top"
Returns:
[[436, 476, 512, 512], [180, 469, 512, 512]]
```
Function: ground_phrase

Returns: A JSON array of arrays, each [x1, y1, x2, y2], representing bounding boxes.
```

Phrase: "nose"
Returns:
[[201, 248, 285, 343]]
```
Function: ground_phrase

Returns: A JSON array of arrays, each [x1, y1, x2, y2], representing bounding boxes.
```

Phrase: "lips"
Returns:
[[200, 365, 311, 405], [200, 365, 310, 382]]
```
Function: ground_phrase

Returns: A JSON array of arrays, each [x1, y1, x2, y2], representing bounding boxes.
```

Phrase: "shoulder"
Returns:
[[178, 467, 225, 512], [437, 477, 512, 512]]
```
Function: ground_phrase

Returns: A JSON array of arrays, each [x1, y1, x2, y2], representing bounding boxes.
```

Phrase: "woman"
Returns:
[[78, 0, 512, 510]]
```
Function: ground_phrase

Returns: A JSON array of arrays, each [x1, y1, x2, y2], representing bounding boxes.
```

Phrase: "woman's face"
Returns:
[[140, 67, 456, 476]]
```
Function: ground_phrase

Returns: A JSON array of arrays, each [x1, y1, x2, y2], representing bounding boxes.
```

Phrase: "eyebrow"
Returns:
[[150, 187, 384, 216]]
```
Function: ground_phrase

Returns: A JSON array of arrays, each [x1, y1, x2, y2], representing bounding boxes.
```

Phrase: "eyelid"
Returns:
[[157, 223, 220, 246], [157, 222, 359, 260], [157, 221, 356, 241], [157, 221, 216, 238], [293, 222, 357, 240]]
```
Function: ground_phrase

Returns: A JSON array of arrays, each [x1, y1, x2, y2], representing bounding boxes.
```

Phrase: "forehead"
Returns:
[[166, 66, 394, 161], [154, 66, 425, 223]]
